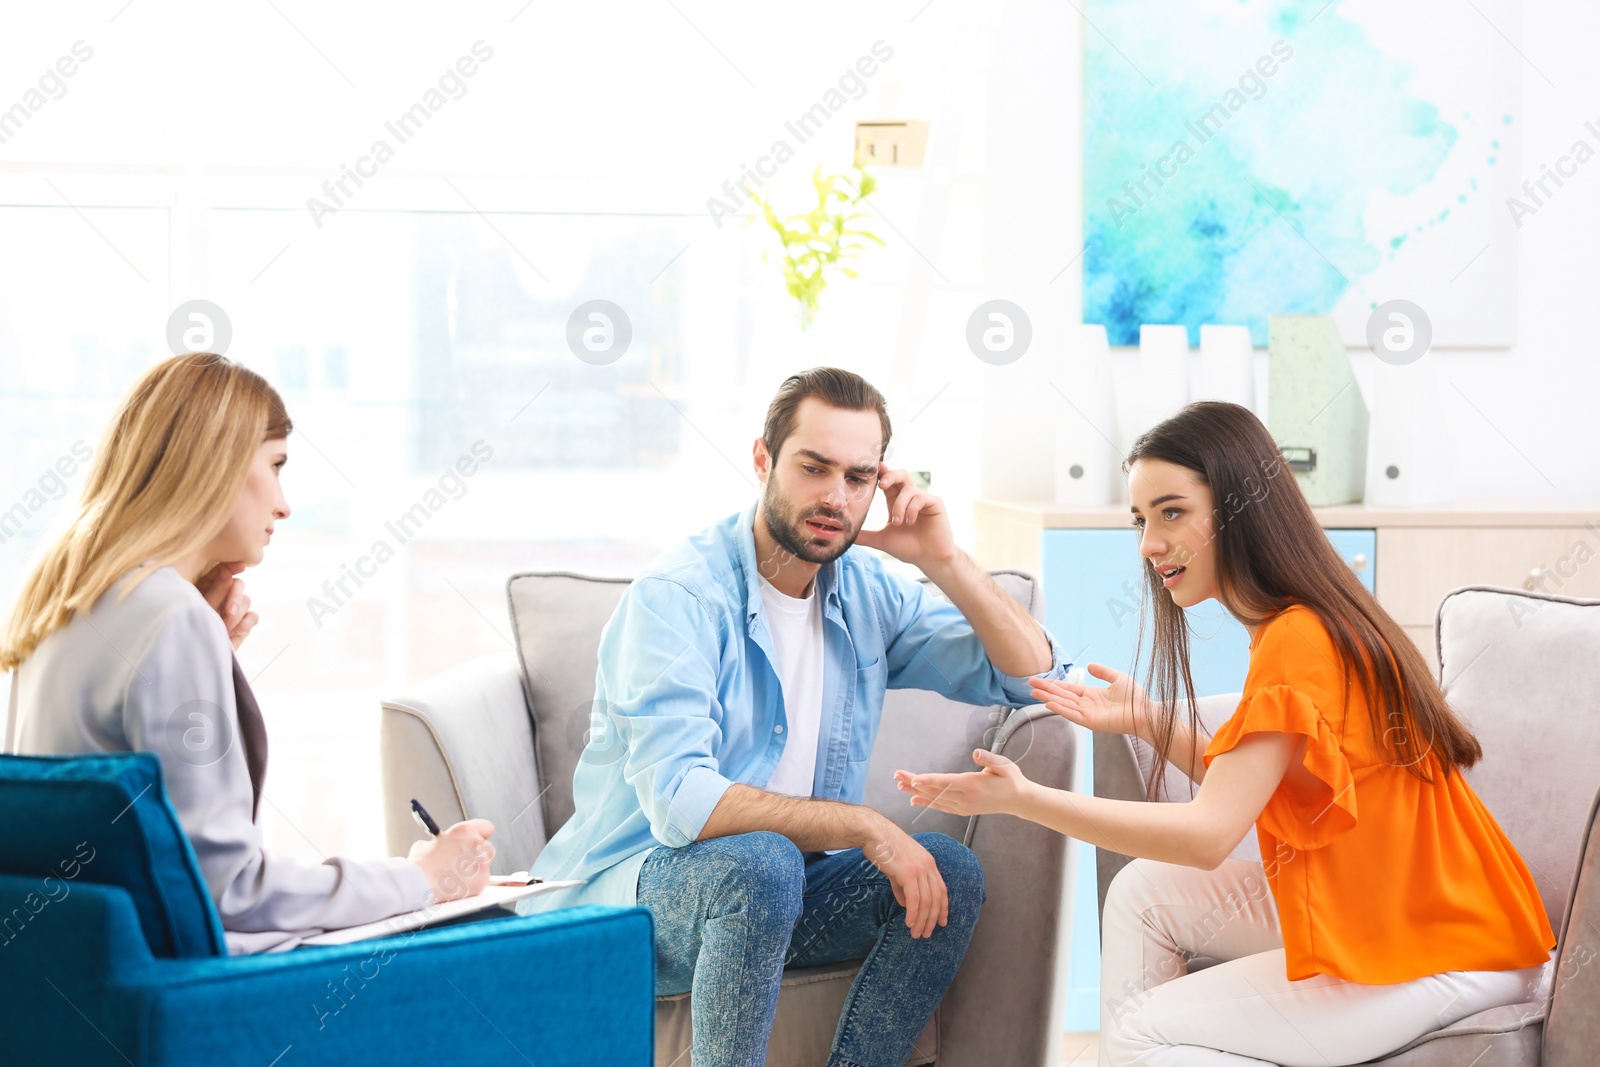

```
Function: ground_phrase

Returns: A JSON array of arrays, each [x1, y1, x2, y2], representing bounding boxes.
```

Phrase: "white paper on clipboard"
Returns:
[[301, 880, 585, 946]]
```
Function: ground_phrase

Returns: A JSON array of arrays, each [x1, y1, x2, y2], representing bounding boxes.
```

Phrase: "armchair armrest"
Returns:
[[939, 705, 1076, 1067], [0, 874, 654, 1067], [146, 905, 654, 1066], [380, 653, 548, 872]]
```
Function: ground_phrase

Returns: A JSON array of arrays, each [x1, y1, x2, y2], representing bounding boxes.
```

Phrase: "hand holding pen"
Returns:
[[405, 798, 498, 902]]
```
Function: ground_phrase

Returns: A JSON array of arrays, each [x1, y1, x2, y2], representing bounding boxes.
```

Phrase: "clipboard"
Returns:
[[301, 880, 584, 946]]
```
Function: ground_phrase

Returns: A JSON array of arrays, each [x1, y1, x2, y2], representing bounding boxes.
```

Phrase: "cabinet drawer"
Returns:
[[1376, 527, 1600, 626]]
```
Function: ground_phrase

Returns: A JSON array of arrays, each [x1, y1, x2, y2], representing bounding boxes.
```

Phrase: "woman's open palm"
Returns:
[[1030, 663, 1149, 737]]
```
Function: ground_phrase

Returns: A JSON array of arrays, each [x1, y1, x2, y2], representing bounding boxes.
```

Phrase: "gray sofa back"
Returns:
[[507, 571, 631, 838], [506, 568, 1048, 850], [866, 571, 1046, 843], [1547, 786, 1600, 1066], [1437, 586, 1600, 929]]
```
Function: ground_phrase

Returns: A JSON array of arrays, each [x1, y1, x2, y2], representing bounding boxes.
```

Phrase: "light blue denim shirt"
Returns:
[[525, 503, 1073, 912]]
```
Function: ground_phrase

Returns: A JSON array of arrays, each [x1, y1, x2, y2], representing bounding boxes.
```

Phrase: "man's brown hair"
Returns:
[[761, 367, 892, 461]]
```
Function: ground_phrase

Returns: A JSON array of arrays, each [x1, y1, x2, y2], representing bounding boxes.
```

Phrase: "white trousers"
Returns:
[[1098, 857, 1553, 1067]]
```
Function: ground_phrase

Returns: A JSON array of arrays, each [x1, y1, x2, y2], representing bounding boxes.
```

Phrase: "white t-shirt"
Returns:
[[759, 574, 826, 797]]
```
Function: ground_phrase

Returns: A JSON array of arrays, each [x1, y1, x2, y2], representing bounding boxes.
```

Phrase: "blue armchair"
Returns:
[[0, 752, 655, 1066]]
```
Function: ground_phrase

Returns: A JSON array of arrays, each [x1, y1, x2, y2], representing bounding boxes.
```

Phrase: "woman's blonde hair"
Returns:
[[1, 353, 292, 670]]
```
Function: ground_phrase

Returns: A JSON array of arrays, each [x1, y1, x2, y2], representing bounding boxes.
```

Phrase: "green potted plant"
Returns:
[[750, 156, 884, 330]]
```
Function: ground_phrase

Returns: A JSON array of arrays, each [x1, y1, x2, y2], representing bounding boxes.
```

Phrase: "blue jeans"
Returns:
[[636, 829, 985, 1067]]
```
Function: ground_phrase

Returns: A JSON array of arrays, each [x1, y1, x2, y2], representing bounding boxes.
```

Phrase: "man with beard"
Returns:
[[528, 367, 1073, 1067]]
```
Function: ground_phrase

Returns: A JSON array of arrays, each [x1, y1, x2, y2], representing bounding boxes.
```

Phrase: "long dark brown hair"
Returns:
[[1127, 401, 1480, 799]]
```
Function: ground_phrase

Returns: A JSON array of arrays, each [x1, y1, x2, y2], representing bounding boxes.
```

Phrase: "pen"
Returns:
[[410, 798, 441, 837], [491, 871, 546, 886]]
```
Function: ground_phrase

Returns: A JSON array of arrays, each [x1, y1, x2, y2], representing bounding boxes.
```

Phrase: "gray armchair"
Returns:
[[1093, 585, 1600, 1065], [380, 568, 1079, 1067]]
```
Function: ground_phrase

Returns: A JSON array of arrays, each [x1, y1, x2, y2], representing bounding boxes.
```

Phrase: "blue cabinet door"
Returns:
[[1038, 526, 1375, 1030]]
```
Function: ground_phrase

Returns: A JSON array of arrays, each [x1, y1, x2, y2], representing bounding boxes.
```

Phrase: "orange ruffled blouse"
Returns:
[[1201, 604, 1555, 985]]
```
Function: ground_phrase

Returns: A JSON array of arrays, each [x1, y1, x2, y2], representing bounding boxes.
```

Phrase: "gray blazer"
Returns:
[[5, 565, 431, 953]]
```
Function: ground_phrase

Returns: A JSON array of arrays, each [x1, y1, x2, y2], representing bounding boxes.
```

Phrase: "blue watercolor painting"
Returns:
[[1082, 0, 1518, 347]]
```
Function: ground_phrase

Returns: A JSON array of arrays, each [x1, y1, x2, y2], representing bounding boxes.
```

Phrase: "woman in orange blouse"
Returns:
[[897, 401, 1555, 1066]]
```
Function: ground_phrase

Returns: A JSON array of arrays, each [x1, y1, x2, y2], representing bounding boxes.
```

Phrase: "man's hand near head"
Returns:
[[857, 464, 1052, 679], [853, 464, 956, 571]]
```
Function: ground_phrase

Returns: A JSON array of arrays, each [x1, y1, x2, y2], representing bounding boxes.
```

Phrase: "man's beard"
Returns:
[[761, 478, 857, 566]]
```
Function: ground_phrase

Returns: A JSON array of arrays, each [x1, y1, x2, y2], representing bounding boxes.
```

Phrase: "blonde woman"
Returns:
[[2, 353, 496, 953]]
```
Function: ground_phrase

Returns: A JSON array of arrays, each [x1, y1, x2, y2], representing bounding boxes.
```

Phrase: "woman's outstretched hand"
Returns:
[[894, 749, 1033, 818], [1031, 663, 1149, 738]]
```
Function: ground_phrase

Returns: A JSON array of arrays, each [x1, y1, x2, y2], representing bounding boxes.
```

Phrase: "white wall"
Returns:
[[980, 0, 1600, 504], [4, 1, 1593, 508], [0, 0, 1056, 855], [0, 0, 1078, 546]]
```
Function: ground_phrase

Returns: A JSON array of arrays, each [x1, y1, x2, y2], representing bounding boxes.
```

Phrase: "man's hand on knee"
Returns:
[[863, 815, 949, 939]]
